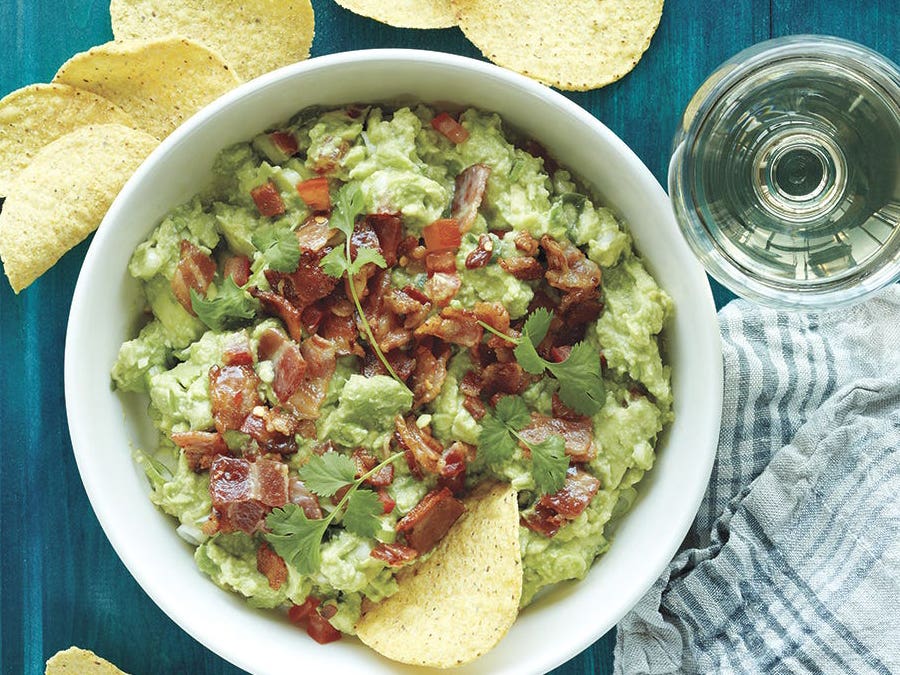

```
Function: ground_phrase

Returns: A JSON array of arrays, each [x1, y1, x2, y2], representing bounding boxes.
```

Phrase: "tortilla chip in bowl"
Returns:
[[65, 50, 721, 674]]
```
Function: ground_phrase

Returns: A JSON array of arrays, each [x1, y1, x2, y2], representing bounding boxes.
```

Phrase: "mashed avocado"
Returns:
[[112, 104, 672, 638]]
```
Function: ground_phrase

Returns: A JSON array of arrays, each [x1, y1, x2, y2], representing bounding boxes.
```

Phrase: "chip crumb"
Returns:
[[45, 647, 128, 674]]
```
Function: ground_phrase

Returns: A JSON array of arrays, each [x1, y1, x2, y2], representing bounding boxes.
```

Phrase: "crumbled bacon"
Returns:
[[269, 131, 298, 157], [410, 342, 450, 407], [424, 250, 457, 276], [295, 215, 335, 253], [480, 362, 528, 398], [431, 112, 469, 144], [351, 448, 394, 488], [250, 287, 305, 343], [463, 395, 486, 421], [287, 335, 338, 419], [222, 335, 254, 366], [499, 256, 545, 281], [208, 456, 289, 534], [414, 307, 482, 348], [370, 542, 417, 566], [209, 364, 261, 434], [367, 213, 403, 267], [394, 414, 443, 477], [472, 301, 511, 336], [223, 255, 251, 287], [423, 219, 462, 253], [360, 346, 416, 382], [540, 467, 600, 518], [518, 414, 597, 462], [265, 250, 338, 311], [318, 306, 361, 357], [361, 269, 411, 353], [171, 431, 229, 472], [558, 287, 604, 326], [396, 487, 465, 553], [171, 239, 216, 314], [251, 181, 286, 218], [423, 271, 460, 307], [451, 164, 491, 233], [240, 407, 299, 455], [257, 542, 288, 590], [384, 286, 431, 329], [310, 137, 349, 176], [521, 503, 566, 538], [376, 488, 396, 515], [296, 177, 331, 212], [437, 441, 474, 495], [289, 477, 323, 519], [257, 327, 306, 402], [464, 233, 494, 269], [541, 235, 602, 292], [514, 231, 540, 256]]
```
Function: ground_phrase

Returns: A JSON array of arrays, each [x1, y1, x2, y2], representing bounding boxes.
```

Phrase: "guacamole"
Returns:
[[112, 104, 672, 641]]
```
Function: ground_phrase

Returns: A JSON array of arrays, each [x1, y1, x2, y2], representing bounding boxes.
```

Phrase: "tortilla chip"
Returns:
[[0, 83, 135, 199], [451, 0, 664, 91], [53, 37, 241, 139], [356, 482, 521, 668], [45, 646, 128, 674], [0, 123, 158, 293], [335, 0, 455, 29], [109, 0, 315, 82]]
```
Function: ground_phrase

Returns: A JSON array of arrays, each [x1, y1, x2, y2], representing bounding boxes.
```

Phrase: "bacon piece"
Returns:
[[499, 256, 544, 281], [370, 542, 417, 567], [463, 395, 486, 421], [541, 235, 601, 292], [480, 362, 528, 398], [558, 287, 604, 326], [451, 163, 491, 233], [351, 448, 395, 488], [346, 220, 384, 298], [518, 414, 597, 462], [367, 213, 403, 266], [423, 271, 460, 307], [521, 502, 566, 538], [360, 346, 416, 382], [240, 407, 299, 455], [540, 467, 600, 518], [423, 218, 462, 252], [288, 597, 320, 624], [287, 335, 337, 419], [394, 415, 443, 477], [269, 131, 298, 157], [310, 137, 349, 176], [251, 180, 286, 218], [514, 231, 540, 256], [223, 254, 251, 287], [257, 542, 288, 590], [296, 177, 331, 212], [361, 269, 411, 354], [209, 364, 260, 434], [208, 456, 289, 534], [465, 233, 494, 269], [171, 239, 216, 314], [171, 431, 229, 472], [384, 286, 431, 330], [222, 335, 254, 366], [431, 112, 469, 144], [396, 487, 465, 553], [307, 611, 342, 644], [295, 215, 335, 253], [411, 342, 450, 407], [424, 250, 457, 275], [250, 287, 304, 343], [257, 327, 306, 402], [414, 307, 482, 348], [265, 250, 338, 311], [376, 488, 396, 515], [473, 301, 511, 336], [289, 477, 323, 519], [437, 441, 474, 495]]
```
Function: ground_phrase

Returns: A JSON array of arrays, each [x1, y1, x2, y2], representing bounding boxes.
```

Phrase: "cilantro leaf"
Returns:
[[319, 246, 349, 279], [264, 505, 328, 576], [342, 489, 383, 538], [546, 342, 606, 416], [331, 182, 366, 238], [297, 451, 357, 497], [252, 223, 300, 272], [190, 278, 258, 332], [348, 246, 387, 275], [528, 435, 569, 495], [522, 307, 553, 345], [513, 338, 546, 375], [478, 414, 518, 465], [494, 395, 531, 430], [513, 309, 553, 375]]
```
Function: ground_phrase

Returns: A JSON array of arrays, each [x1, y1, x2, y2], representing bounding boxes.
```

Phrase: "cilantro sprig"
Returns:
[[190, 277, 259, 331], [479, 395, 569, 495], [252, 222, 301, 272], [264, 450, 402, 575], [479, 307, 605, 416], [318, 183, 406, 389]]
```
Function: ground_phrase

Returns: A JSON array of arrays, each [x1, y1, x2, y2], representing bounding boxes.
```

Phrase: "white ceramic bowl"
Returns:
[[65, 50, 723, 675]]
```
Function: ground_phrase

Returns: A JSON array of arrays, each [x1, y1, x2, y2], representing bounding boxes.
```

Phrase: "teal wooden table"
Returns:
[[1, 1, 896, 673]]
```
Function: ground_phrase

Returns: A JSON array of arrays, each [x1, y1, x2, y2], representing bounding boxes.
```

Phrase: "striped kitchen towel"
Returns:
[[614, 286, 900, 674]]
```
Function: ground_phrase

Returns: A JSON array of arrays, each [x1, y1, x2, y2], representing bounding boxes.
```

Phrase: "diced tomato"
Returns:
[[223, 255, 251, 287], [422, 218, 461, 252], [296, 177, 331, 212], [376, 488, 396, 515], [306, 612, 342, 644], [431, 112, 469, 144], [269, 131, 298, 157], [288, 597, 320, 624], [251, 180, 285, 217]]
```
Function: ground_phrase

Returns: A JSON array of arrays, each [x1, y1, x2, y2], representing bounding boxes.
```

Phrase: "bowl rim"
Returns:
[[65, 48, 723, 674]]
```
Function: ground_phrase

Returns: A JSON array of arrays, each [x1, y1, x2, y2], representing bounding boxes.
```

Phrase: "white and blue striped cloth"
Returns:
[[615, 286, 900, 674]]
